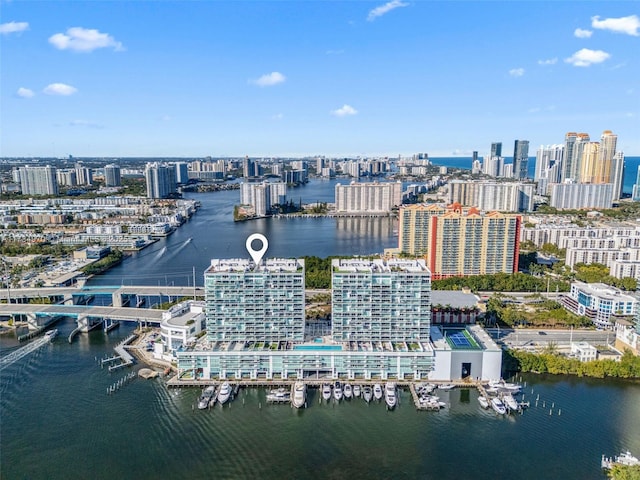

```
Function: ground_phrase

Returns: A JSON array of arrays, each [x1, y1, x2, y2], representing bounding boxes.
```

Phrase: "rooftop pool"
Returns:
[[293, 345, 343, 351]]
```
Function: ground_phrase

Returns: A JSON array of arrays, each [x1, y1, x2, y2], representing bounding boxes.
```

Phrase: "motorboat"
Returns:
[[384, 382, 397, 409], [45, 329, 58, 339], [344, 383, 353, 399], [333, 381, 343, 401], [217, 382, 231, 405], [373, 384, 383, 401], [198, 385, 216, 410], [602, 451, 640, 469], [477, 396, 489, 409], [416, 383, 436, 395], [489, 379, 521, 393], [362, 386, 372, 403], [292, 382, 306, 409], [266, 387, 290, 403], [321, 383, 332, 401], [491, 397, 507, 415], [438, 384, 456, 391], [353, 384, 361, 398], [502, 393, 519, 412]]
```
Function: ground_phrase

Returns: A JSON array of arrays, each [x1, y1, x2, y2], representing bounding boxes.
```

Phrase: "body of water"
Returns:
[[1, 179, 640, 479]]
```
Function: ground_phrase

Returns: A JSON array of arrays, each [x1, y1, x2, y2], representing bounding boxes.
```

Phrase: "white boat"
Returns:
[[362, 386, 372, 403], [438, 384, 456, 391], [344, 383, 352, 399], [333, 381, 343, 401], [373, 384, 383, 401], [478, 396, 489, 409], [45, 329, 58, 339], [321, 383, 332, 401], [266, 387, 290, 403], [353, 384, 361, 397], [198, 385, 216, 410], [489, 379, 521, 393], [502, 393, 519, 412], [602, 451, 640, 469], [384, 382, 397, 409], [292, 382, 306, 408], [491, 397, 507, 415], [217, 382, 231, 405]]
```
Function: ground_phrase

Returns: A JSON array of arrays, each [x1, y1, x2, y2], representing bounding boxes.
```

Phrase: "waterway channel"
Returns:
[[1, 181, 639, 479]]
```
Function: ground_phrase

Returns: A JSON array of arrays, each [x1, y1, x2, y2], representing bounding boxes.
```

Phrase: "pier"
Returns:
[[108, 334, 137, 371]]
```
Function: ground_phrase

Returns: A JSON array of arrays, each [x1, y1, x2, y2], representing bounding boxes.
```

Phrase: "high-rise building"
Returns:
[[447, 180, 535, 212], [632, 165, 640, 202], [173, 162, 190, 185], [611, 151, 625, 201], [398, 204, 521, 278], [204, 258, 305, 342], [534, 144, 564, 195], [331, 258, 431, 342], [549, 183, 613, 209], [334, 181, 402, 213], [490, 142, 502, 158], [19, 165, 58, 196], [512, 140, 529, 180], [56, 169, 77, 187], [104, 164, 122, 187], [239, 181, 287, 216], [145, 162, 177, 199], [74, 164, 93, 186], [562, 132, 590, 182]]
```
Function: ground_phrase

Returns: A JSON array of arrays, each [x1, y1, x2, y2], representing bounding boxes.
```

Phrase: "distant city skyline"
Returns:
[[1, 2, 638, 157]]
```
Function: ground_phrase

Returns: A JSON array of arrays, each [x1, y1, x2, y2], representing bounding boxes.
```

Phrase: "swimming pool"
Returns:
[[293, 345, 343, 351]]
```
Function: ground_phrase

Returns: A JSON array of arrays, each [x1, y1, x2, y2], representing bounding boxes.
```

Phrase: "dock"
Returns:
[[108, 334, 137, 371]]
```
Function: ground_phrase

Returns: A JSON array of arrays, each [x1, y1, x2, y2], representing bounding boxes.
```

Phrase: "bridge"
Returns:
[[0, 285, 205, 307], [0, 303, 166, 331]]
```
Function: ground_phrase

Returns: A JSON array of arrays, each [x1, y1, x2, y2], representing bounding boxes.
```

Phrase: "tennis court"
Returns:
[[445, 330, 481, 350]]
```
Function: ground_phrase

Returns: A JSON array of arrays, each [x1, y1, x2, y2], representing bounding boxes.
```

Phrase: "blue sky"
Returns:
[[1, 1, 639, 158]]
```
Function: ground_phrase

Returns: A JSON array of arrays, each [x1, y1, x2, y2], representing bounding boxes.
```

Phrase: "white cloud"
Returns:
[[367, 0, 409, 21], [565, 48, 611, 67], [271, 113, 284, 120], [331, 104, 358, 116], [591, 15, 640, 36], [326, 49, 345, 55], [0, 21, 29, 34], [509, 68, 525, 77], [43, 83, 78, 96], [574, 28, 593, 38], [250, 72, 286, 87], [537, 58, 558, 66], [16, 87, 34, 98], [49, 27, 124, 52], [160, 114, 171, 122]]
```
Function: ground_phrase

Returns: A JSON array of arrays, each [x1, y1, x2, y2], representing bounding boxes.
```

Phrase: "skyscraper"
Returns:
[[490, 142, 502, 158], [512, 140, 529, 180], [19, 165, 58, 196], [562, 132, 590, 182], [104, 164, 121, 187], [145, 162, 177, 199]]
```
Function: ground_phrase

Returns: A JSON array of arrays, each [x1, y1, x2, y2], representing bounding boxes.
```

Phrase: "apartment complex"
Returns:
[[145, 162, 177, 199], [549, 183, 614, 210], [331, 259, 431, 342], [561, 281, 636, 329], [17, 165, 58, 196], [204, 258, 305, 342], [447, 180, 535, 212], [334, 181, 402, 213], [397, 204, 521, 279], [239, 181, 287, 216]]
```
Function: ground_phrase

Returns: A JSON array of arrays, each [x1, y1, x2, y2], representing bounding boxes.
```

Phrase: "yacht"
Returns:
[[438, 384, 456, 391], [502, 393, 519, 412], [45, 329, 58, 340], [197, 385, 216, 410], [321, 383, 332, 401], [477, 396, 489, 409], [491, 397, 507, 415], [353, 384, 361, 398], [373, 384, 383, 401], [266, 387, 290, 403], [362, 386, 372, 403], [333, 381, 343, 401], [384, 382, 397, 409], [292, 382, 306, 409], [344, 383, 353, 399], [217, 382, 231, 405]]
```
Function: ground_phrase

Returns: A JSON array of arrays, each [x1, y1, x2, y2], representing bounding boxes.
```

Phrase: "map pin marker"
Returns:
[[246, 233, 268, 266]]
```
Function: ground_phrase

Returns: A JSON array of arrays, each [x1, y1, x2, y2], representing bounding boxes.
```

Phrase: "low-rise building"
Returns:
[[561, 281, 636, 329]]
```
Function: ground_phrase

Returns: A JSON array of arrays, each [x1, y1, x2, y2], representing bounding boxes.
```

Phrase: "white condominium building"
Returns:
[[334, 181, 402, 213], [549, 183, 613, 210], [561, 281, 636, 329], [331, 258, 431, 342], [447, 180, 535, 212]]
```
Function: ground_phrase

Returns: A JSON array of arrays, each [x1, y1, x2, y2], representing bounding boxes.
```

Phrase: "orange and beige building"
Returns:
[[397, 203, 521, 279]]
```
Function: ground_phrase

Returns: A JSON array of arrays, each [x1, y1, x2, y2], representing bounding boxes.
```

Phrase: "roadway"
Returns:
[[485, 328, 611, 347], [0, 285, 205, 301], [0, 304, 165, 324]]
